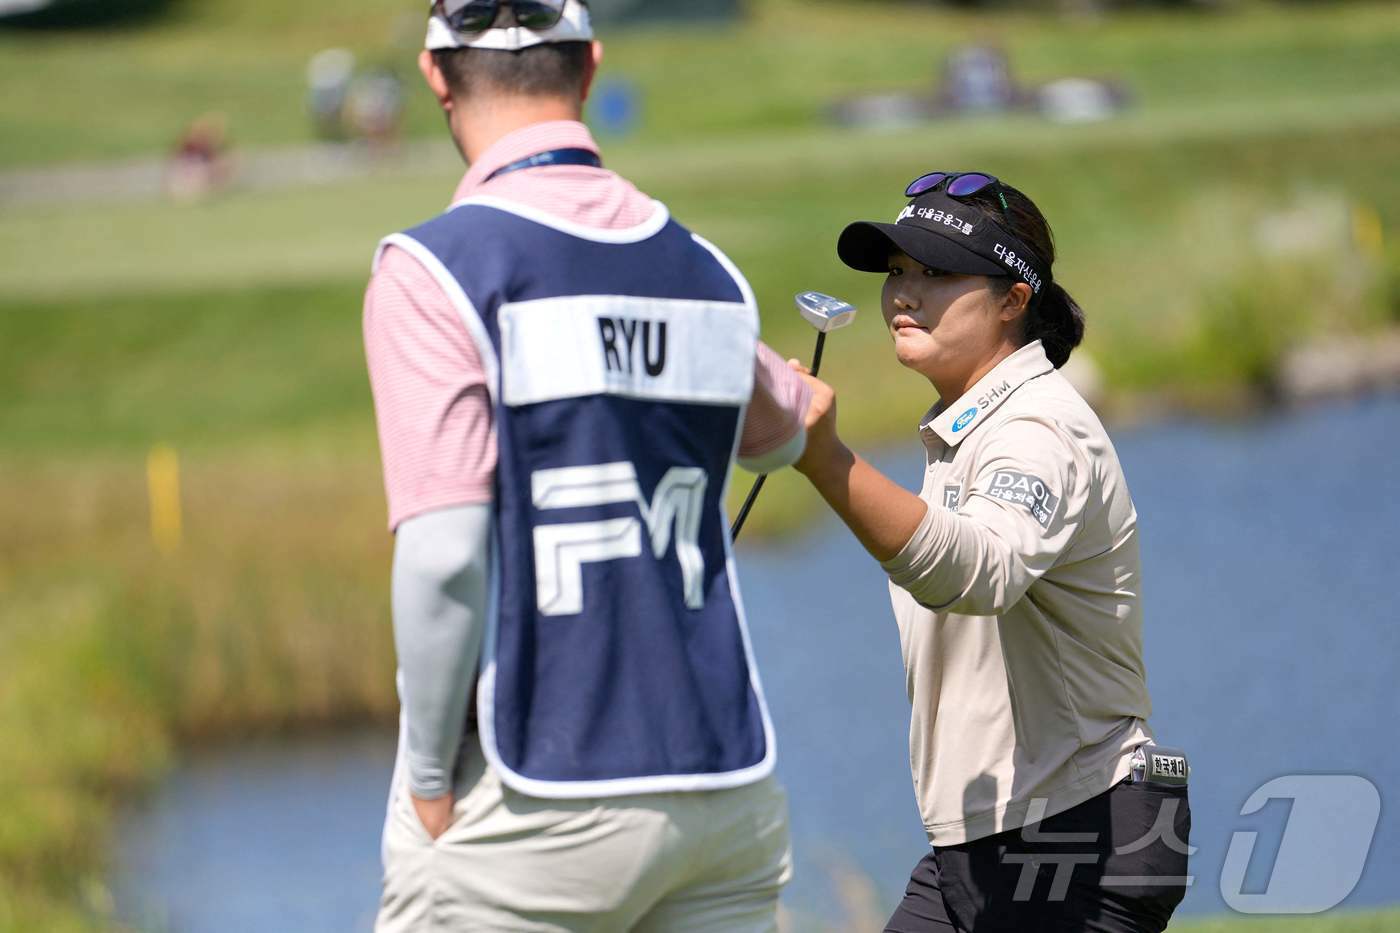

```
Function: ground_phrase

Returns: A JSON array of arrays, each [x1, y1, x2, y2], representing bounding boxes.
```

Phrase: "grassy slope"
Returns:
[[3, 1, 1400, 928], [5, 117, 1400, 536], [5, 117, 1400, 443], [1, 0, 1399, 166]]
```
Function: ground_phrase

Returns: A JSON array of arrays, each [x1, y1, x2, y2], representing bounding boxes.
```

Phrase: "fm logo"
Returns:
[[531, 461, 707, 616]]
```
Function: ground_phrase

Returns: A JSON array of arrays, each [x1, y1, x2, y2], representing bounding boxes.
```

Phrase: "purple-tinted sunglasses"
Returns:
[[905, 171, 1009, 216]]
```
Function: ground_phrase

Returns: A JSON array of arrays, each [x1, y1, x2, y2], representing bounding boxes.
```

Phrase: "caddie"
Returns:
[[362, 1, 813, 930]]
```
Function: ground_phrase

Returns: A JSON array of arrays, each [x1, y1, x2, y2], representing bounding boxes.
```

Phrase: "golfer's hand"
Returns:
[[788, 359, 842, 477], [411, 792, 454, 841]]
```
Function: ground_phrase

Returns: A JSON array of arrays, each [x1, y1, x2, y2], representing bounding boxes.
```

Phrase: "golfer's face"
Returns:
[[881, 250, 1001, 388]]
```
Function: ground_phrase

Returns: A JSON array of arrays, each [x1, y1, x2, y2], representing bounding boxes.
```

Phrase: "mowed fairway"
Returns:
[[5, 95, 1400, 524], [4, 1, 1400, 446], [2, 1, 1400, 929]]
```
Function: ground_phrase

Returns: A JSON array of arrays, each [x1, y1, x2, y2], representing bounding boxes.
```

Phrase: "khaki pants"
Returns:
[[376, 739, 792, 932]]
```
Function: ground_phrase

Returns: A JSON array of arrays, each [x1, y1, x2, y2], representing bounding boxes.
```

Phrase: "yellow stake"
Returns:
[[1352, 203, 1384, 260], [147, 444, 182, 555]]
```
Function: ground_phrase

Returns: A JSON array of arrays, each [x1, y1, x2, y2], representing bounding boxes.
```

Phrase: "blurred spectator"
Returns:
[[833, 41, 1128, 129], [345, 69, 405, 152], [307, 47, 356, 141], [939, 45, 1019, 113], [166, 113, 234, 202], [1037, 77, 1130, 124], [307, 48, 404, 151]]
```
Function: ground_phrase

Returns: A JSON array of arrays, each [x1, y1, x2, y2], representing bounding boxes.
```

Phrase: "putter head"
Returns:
[[795, 291, 858, 333]]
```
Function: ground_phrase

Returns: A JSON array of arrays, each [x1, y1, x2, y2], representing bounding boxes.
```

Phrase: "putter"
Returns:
[[730, 292, 858, 541]]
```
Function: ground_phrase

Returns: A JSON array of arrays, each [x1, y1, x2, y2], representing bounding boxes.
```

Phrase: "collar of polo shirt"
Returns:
[[922, 341, 1056, 448]]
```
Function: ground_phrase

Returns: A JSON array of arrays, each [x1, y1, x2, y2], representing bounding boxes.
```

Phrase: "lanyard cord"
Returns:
[[483, 147, 603, 183]]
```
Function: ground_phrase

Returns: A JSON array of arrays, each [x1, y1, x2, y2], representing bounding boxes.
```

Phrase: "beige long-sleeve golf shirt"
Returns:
[[881, 340, 1153, 846]]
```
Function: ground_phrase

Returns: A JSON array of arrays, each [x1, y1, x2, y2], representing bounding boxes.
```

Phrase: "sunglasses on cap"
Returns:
[[905, 171, 1010, 217], [433, 0, 576, 33]]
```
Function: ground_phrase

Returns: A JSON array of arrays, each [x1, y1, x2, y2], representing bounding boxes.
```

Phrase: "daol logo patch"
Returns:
[[987, 470, 1059, 528]]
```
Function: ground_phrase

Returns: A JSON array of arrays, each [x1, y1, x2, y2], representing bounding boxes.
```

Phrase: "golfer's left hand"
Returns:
[[788, 359, 841, 475], [411, 792, 454, 841]]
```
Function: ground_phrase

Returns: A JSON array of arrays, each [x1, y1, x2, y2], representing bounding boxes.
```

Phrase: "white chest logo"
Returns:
[[943, 485, 962, 512]]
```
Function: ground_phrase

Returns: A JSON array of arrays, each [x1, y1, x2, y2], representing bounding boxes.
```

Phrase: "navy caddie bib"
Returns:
[[375, 195, 775, 798]]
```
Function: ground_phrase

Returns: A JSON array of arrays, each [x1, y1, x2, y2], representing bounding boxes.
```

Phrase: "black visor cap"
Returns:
[[836, 189, 1047, 292], [837, 220, 1010, 277]]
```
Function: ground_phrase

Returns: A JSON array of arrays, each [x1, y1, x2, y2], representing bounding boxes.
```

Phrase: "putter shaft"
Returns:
[[730, 330, 826, 541], [810, 331, 827, 379]]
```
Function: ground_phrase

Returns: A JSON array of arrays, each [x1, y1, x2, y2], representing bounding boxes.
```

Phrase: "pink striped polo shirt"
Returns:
[[364, 120, 810, 530]]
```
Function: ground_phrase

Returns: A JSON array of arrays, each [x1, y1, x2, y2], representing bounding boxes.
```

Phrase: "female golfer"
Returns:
[[790, 172, 1190, 932]]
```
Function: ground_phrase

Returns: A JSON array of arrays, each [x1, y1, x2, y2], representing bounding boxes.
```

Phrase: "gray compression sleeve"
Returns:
[[391, 504, 491, 799]]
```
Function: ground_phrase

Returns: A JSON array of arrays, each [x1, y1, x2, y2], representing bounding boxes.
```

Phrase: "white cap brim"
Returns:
[[426, 0, 593, 51]]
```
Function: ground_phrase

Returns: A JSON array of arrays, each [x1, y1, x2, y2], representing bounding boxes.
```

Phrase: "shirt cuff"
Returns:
[[406, 752, 454, 800], [737, 426, 806, 474]]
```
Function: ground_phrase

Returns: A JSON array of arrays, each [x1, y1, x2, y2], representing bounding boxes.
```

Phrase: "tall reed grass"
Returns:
[[0, 449, 396, 929]]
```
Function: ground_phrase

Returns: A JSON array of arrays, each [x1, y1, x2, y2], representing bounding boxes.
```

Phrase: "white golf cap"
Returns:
[[426, 0, 593, 52]]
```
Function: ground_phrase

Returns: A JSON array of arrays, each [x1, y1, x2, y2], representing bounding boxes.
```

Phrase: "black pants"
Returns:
[[886, 781, 1191, 933]]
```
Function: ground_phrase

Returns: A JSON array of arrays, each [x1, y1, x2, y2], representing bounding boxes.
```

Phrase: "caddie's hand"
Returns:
[[788, 359, 841, 476], [411, 791, 454, 841]]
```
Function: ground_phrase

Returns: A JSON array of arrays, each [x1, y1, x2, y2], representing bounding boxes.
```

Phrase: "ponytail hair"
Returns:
[[957, 181, 1087, 369], [1024, 282, 1085, 369]]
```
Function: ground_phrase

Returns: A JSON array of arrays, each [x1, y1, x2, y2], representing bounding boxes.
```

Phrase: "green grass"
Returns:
[[0, 281, 373, 454], [5, 114, 1399, 448], [4, 1, 1400, 928], [2, 0, 1399, 167]]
